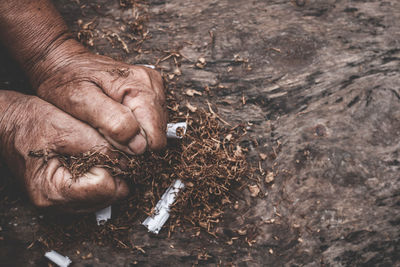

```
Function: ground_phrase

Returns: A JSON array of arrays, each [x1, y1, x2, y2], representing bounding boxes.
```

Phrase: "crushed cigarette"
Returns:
[[95, 205, 112, 225], [166, 122, 187, 139], [142, 179, 185, 234], [44, 250, 72, 267]]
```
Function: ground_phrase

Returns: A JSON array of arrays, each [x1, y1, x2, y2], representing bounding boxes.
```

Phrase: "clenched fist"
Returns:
[[35, 47, 167, 155], [0, 0, 167, 211], [0, 91, 129, 212]]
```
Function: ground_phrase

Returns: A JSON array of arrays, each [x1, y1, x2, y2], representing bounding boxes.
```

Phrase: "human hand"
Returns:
[[0, 91, 129, 212], [31, 41, 167, 155], [1, 0, 166, 155]]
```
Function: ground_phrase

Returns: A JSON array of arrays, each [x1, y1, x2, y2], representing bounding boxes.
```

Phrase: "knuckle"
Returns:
[[143, 89, 164, 107], [27, 175, 53, 208], [107, 109, 136, 141], [146, 91, 159, 103], [108, 115, 128, 134], [134, 67, 151, 80]]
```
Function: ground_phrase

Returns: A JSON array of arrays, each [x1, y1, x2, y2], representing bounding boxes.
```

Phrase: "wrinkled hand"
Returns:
[[35, 49, 167, 155], [0, 0, 166, 212], [0, 91, 129, 212]]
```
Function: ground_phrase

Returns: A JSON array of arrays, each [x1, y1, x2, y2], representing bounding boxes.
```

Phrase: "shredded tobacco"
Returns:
[[25, 0, 253, 250], [28, 93, 251, 247], [60, 95, 248, 231]]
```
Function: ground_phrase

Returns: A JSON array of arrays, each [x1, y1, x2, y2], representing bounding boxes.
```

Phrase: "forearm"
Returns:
[[0, 0, 86, 88]]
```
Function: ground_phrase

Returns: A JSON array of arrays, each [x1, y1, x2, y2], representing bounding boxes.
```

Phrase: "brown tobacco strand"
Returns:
[[30, 96, 250, 246]]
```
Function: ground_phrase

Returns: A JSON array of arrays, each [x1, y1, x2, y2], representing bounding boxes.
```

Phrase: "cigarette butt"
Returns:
[[142, 179, 185, 234], [44, 250, 72, 267], [166, 122, 187, 139], [95, 205, 112, 225]]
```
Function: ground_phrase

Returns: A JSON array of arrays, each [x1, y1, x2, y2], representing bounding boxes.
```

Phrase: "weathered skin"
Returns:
[[1, 0, 399, 266], [0, 0, 166, 210], [35, 51, 167, 155], [0, 91, 129, 212]]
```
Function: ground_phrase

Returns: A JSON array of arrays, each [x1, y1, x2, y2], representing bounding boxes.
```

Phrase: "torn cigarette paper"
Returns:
[[166, 122, 187, 139], [44, 250, 72, 267], [142, 179, 185, 234], [95, 205, 112, 225]]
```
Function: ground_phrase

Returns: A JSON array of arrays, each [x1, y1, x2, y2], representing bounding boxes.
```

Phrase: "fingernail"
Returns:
[[128, 134, 147, 154]]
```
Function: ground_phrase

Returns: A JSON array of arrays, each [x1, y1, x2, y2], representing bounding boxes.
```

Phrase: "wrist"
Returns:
[[0, 0, 89, 90], [26, 37, 88, 89]]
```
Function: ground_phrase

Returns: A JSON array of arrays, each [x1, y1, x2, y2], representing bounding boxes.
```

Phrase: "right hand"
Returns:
[[31, 40, 167, 155]]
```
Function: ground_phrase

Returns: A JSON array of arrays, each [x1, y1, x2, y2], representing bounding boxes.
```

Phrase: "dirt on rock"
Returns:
[[0, 0, 399, 266]]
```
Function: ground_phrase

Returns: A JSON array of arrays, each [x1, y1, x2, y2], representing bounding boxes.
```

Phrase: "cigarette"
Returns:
[[44, 250, 72, 267], [93, 123, 186, 229], [166, 122, 187, 139], [93, 122, 186, 227], [142, 179, 185, 234], [95, 205, 112, 225]]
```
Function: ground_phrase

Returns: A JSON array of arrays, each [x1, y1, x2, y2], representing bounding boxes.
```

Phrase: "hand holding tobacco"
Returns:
[[0, 0, 167, 211]]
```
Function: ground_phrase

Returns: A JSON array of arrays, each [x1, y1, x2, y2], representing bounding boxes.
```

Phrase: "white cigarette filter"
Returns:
[[95, 205, 112, 225], [44, 250, 72, 267], [142, 179, 185, 234], [166, 122, 187, 139]]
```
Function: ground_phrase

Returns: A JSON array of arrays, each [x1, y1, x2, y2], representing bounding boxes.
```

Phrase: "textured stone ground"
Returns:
[[0, 0, 399, 266]]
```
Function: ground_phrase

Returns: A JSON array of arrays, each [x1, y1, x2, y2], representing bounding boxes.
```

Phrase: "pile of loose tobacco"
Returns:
[[60, 94, 249, 233], [31, 94, 251, 251]]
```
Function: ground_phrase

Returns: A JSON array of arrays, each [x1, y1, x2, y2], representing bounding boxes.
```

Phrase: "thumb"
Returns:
[[29, 158, 129, 213]]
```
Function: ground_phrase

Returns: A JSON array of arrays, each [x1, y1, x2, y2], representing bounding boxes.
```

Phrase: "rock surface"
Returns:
[[0, 0, 399, 266]]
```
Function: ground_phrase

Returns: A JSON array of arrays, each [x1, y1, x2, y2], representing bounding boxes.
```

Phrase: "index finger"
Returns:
[[124, 91, 167, 151]]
